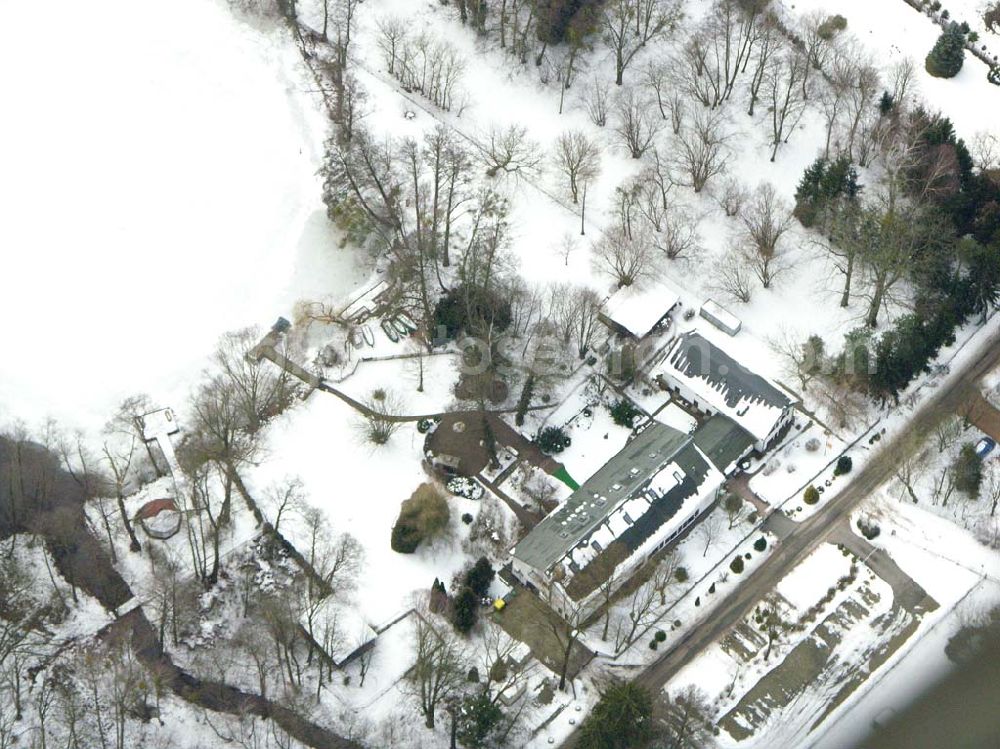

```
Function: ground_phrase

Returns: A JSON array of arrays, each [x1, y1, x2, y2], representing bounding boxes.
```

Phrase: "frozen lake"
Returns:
[[0, 0, 367, 433]]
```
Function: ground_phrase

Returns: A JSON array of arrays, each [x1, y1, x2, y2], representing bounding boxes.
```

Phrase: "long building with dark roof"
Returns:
[[511, 419, 735, 621]]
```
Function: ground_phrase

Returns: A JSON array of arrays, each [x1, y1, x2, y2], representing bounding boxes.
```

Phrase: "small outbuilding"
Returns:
[[699, 299, 742, 336], [600, 281, 682, 340]]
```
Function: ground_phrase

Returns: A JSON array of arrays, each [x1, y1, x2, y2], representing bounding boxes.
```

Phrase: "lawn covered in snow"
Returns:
[[0, 0, 367, 434]]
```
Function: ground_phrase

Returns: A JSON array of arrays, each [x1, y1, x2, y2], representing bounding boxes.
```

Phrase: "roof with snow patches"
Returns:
[[659, 332, 795, 442], [513, 422, 691, 574]]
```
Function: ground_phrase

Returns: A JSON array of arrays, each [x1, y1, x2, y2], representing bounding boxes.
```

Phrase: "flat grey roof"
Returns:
[[513, 422, 690, 573], [692, 413, 756, 473]]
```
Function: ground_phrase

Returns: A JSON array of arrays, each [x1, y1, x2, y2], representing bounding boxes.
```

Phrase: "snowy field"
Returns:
[[0, 0, 368, 435]]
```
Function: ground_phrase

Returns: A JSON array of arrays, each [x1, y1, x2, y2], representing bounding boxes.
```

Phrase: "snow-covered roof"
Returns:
[[700, 299, 741, 336], [562, 442, 725, 600], [601, 281, 681, 338], [513, 422, 691, 573], [657, 332, 795, 443], [137, 408, 179, 441]]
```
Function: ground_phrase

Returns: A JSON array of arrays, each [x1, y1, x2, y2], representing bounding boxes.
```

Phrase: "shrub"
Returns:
[[730, 556, 745, 574], [834, 455, 853, 476], [754, 537, 768, 552], [462, 512, 474, 525], [515, 374, 535, 427], [804, 485, 820, 505], [649, 640, 658, 650], [447, 476, 484, 500], [452, 586, 479, 633], [465, 557, 495, 598], [434, 284, 512, 340], [609, 398, 642, 427], [655, 630, 667, 642], [391, 483, 451, 553], [926, 24, 966, 78], [708, 583, 716, 594], [817, 13, 847, 39], [857, 518, 881, 540], [675, 566, 689, 583], [953, 443, 984, 495], [537, 426, 570, 454]]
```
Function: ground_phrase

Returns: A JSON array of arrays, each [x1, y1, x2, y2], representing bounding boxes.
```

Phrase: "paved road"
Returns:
[[561, 327, 1000, 746]]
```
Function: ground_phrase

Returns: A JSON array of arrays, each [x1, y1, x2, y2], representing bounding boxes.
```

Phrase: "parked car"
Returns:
[[975, 437, 996, 459]]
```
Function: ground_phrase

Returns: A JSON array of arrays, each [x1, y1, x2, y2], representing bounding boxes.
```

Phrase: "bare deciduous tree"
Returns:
[[553, 130, 601, 203], [696, 512, 722, 557], [673, 108, 729, 193], [603, 0, 683, 85], [376, 15, 408, 76], [409, 615, 466, 728], [766, 48, 810, 161], [592, 226, 657, 288], [358, 388, 405, 445], [643, 58, 683, 133], [739, 182, 793, 288], [478, 124, 543, 179], [583, 77, 612, 127], [712, 246, 754, 303], [613, 89, 662, 158], [716, 176, 748, 217]]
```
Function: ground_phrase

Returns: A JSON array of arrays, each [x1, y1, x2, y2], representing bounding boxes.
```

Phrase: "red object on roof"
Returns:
[[135, 498, 178, 521]]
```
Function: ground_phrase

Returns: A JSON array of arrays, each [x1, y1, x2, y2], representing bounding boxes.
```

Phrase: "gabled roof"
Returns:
[[660, 332, 795, 442], [601, 280, 681, 338], [563, 441, 722, 601], [512, 422, 690, 573]]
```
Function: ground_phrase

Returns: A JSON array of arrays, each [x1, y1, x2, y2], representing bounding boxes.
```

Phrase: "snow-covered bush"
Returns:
[[536, 426, 571, 454], [609, 398, 641, 427], [857, 517, 881, 540], [447, 476, 485, 500]]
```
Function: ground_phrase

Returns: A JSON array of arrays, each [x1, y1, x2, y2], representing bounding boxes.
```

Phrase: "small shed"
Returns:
[[699, 299, 742, 336], [600, 281, 681, 339]]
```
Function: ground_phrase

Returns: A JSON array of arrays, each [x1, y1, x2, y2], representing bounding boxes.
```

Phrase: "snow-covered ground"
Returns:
[[247, 391, 485, 625], [788, 0, 1000, 140], [0, 0, 368, 435], [808, 500, 1000, 748]]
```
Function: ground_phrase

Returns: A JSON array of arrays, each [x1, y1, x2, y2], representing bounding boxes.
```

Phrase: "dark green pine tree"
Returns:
[[925, 24, 966, 78], [794, 157, 829, 227]]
